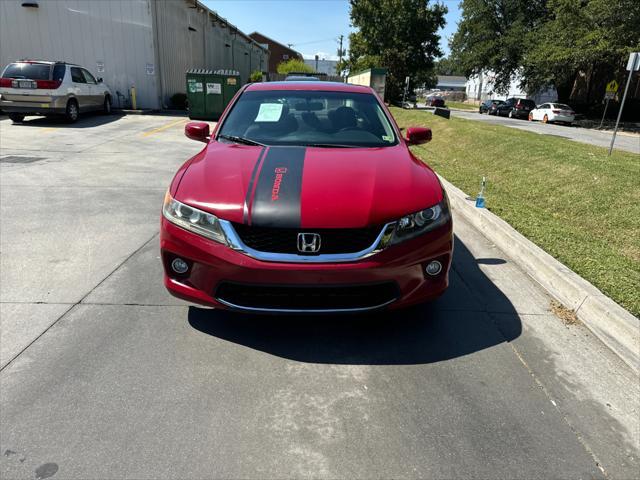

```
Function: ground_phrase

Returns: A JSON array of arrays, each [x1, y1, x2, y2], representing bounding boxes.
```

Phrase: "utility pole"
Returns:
[[338, 34, 344, 77]]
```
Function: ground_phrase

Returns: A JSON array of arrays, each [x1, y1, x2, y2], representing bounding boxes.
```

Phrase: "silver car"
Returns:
[[0, 60, 112, 123]]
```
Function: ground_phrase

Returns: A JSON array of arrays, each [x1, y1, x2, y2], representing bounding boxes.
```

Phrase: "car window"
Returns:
[[523, 100, 536, 108], [52, 64, 66, 82], [70, 67, 85, 83], [539, 104, 549, 109], [219, 90, 398, 148], [81, 68, 96, 84], [1, 62, 51, 80], [554, 104, 572, 110]]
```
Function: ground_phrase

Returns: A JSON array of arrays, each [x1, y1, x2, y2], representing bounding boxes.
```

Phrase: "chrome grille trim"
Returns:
[[219, 220, 396, 263]]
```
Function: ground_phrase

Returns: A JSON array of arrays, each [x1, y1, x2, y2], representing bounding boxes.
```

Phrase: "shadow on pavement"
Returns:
[[188, 235, 521, 365], [7, 111, 124, 128]]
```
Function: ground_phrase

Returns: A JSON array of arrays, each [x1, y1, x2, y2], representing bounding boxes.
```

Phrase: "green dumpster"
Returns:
[[186, 69, 241, 120]]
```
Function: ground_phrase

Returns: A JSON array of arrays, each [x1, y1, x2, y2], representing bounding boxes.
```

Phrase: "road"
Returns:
[[1, 114, 638, 479], [449, 109, 640, 154]]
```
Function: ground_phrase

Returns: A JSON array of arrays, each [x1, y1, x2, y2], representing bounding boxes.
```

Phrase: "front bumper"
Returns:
[[160, 218, 453, 313]]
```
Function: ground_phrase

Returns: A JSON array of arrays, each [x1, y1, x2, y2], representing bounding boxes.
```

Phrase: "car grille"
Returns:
[[215, 282, 399, 311], [231, 223, 382, 255]]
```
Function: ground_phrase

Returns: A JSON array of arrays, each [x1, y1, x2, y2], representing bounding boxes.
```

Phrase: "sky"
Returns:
[[203, 0, 462, 61]]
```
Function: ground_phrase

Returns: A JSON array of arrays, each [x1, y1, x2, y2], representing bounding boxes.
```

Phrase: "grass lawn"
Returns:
[[443, 101, 478, 111], [390, 107, 640, 317]]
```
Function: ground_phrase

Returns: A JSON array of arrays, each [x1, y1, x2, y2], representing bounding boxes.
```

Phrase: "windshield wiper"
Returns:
[[217, 134, 265, 147], [304, 143, 358, 148]]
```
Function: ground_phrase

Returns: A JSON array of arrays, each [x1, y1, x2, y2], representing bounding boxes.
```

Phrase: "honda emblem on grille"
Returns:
[[297, 233, 321, 253]]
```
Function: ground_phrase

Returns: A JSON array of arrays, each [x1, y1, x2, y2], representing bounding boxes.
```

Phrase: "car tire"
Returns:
[[543, 114, 548, 124], [8, 113, 25, 123], [103, 95, 112, 115], [65, 99, 79, 123]]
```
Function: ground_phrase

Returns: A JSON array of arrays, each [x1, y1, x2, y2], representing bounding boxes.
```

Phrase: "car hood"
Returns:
[[176, 142, 444, 229]]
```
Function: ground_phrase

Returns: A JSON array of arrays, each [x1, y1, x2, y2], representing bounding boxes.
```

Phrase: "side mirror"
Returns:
[[185, 122, 210, 143], [405, 126, 432, 145], [97, 77, 103, 83]]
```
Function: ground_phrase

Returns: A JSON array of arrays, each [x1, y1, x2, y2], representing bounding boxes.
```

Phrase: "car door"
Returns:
[[69, 67, 89, 110], [538, 104, 550, 120], [501, 99, 514, 115], [81, 68, 101, 109]]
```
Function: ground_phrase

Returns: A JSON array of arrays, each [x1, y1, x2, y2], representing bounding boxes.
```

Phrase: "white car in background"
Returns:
[[0, 60, 112, 123], [529, 102, 576, 124]]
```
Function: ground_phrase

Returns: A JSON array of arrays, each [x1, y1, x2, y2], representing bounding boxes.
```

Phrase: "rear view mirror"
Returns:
[[405, 126, 432, 145], [185, 122, 210, 143]]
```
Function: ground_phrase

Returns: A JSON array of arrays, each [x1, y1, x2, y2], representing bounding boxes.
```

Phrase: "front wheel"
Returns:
[[528, 112, 533, 121], [8, 113, 25, 123], [543, 114, 549, 124], [103, 96, 112, 115]]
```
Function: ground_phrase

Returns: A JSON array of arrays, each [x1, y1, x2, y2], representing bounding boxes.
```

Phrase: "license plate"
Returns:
[[18, 80, 35, 89]]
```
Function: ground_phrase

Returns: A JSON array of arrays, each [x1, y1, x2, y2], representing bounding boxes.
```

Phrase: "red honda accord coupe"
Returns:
[[160, 81, 453, 313]]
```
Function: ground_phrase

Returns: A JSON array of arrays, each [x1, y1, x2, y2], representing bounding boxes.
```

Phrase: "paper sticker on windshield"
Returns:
[[256, 103, 283, 122], [382, 135, 393, 142]]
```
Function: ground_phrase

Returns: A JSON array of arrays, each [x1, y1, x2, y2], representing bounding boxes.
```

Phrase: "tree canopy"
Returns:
[[449, 0, 640, 106], [345, 0, 447, 100]]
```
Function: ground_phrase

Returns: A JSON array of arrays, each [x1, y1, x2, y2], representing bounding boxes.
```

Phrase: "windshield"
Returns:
[[218, 90, 398, 147], [1, 63, 51, 80]]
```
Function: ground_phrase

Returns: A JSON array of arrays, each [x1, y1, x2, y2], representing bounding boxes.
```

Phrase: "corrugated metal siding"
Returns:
[[0, 0, 159, 109], [152, 0, 267, 108]]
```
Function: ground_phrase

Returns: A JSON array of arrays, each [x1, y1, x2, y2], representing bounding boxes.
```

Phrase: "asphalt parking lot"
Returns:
[[1, 113, 638, 479], [450, 110, 640, 154]]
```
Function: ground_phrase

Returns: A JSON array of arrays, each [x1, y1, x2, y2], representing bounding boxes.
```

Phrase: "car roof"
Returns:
[[245, 81, 374, 94], [14, 60, 77, 66]]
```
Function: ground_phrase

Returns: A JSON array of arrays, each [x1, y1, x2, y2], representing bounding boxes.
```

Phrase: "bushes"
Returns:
[[276, 59, 315, 75], [249, 70, 263, 83]]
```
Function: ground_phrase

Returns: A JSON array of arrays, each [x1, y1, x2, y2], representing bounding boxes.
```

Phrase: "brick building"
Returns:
[[248, 32, 303, 73]]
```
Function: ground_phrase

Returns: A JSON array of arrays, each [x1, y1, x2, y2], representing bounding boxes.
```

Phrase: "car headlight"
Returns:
[[390, 196, 451, 244], [162, 192, 227, 244]]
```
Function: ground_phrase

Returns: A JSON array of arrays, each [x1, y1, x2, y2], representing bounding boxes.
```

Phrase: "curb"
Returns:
[[440, 176, 640, 372]]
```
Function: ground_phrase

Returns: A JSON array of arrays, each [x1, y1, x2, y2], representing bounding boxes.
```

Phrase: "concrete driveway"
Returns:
[[450, 110, 640, 154], [1, 113, 638, 479]]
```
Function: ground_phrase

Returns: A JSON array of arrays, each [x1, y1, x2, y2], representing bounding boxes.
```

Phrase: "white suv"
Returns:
[[0, 60, 113, 123]]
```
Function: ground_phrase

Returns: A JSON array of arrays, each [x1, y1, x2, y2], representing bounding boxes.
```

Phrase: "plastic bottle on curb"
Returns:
[[475, 176, 487, 208]]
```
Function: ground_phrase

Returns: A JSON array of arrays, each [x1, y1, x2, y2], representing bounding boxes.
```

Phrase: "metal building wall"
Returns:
[[152, 0, 268, 108], [0, 0, 160, 109]]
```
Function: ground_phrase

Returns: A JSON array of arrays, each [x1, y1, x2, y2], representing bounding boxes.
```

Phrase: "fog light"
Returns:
[[425, 260, 442, 276], [171, 257, 189, 274]]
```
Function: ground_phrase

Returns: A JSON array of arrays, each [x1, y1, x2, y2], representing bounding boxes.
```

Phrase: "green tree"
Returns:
[[345, 0, 447, 101], [449, 0, 547, 93], [276, 59, 315, 75], [434, 57, 465, 76], [522, 0, 640, 103]]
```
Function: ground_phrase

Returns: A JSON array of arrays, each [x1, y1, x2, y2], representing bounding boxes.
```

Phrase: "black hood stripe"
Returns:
[[249, 146, 306, 227], [243, 147, 267, 224]]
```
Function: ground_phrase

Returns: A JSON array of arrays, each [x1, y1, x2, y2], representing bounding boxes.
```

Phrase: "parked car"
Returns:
[[529, 102, 575, 124], [479, 99, 504, 114], [495, 97, 536, 119], [0, 60, 112, 123], [427, 96, 445, 107], [161, 81, 453, 313]]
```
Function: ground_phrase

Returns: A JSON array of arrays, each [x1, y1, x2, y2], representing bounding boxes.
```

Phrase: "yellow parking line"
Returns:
[[40, 127, 59, 134], [142, 118, 187, 137]]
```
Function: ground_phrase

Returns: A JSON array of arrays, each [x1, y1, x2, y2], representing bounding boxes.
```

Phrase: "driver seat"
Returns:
[[329, 106, 357, 131]]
